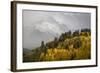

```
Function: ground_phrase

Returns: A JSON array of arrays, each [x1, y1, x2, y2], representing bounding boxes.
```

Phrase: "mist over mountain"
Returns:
[[23, 10, 91, 49]]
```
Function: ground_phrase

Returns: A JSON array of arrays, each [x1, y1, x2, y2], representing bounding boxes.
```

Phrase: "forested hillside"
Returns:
[[23, 29, 91, 62]]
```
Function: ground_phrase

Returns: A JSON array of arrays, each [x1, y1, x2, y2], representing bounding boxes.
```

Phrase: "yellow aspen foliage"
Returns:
[[39, 32, 91, 61]]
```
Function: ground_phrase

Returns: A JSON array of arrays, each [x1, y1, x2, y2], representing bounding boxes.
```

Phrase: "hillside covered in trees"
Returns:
[[23, 28, 91, 62]]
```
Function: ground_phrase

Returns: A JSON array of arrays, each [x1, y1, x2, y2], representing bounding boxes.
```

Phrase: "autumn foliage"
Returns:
[[23, 29, 91, 62]]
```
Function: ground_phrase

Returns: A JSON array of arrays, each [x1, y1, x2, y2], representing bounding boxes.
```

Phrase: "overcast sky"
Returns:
[[22, 10, 91, 49]]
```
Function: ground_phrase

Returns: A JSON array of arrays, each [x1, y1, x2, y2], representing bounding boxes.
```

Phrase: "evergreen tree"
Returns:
[[73, 30, 79, 37], [54, 37, 58, 47], [41, 41, 44, 48]]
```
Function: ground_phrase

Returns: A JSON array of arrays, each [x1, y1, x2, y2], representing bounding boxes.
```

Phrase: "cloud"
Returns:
[[23, 10, 91, 49], [33, 19, 64, 35]]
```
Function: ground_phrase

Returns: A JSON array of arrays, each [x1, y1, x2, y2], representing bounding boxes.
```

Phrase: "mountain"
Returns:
[[23, 48, 32, 55], [23, 28, 91, 62]]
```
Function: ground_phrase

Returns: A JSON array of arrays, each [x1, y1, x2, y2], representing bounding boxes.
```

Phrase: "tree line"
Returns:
[[23, 28, 91, 62]]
